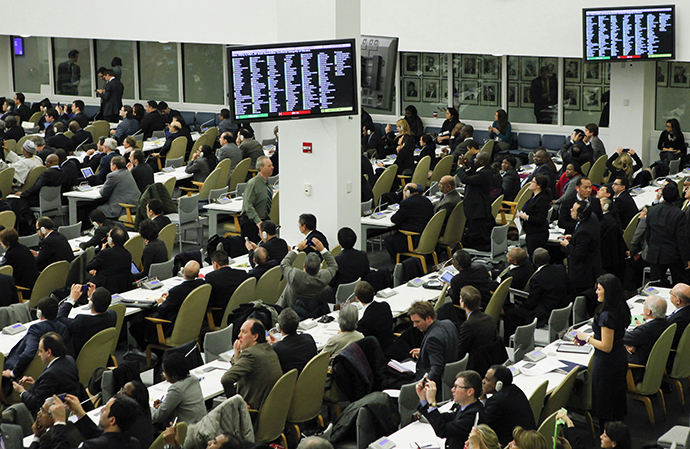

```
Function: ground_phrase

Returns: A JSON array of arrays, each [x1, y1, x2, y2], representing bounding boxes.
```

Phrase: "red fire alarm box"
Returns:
[[302, 142, 312, 153]]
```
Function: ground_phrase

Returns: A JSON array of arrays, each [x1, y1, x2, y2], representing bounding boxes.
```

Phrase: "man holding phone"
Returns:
[[56, 284, 117, 355]]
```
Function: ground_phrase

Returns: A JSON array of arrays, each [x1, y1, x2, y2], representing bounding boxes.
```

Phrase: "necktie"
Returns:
[[265, 184, 273, 217]]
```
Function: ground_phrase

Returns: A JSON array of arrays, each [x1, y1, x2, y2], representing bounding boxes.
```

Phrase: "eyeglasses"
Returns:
[[452, 384, 470, 390]]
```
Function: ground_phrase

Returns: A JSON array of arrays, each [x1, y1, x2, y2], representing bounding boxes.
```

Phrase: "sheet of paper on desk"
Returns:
[[519, 358, 566, 376], [388, 359, 416, 373], [410, 442, 441, 449], [383, 389, 401, 398]]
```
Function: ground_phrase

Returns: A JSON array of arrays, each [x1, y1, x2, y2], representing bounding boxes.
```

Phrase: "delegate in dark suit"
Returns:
[[52, 415, 140, 449], [4, 320, 68, 378], [558, 195, 602, 235], [434, 189, 461, 232], [450, 265, 495, 308], [521, 191, 551, 256], [329, 248, 370, 289], [71, 112, 90, 130], [416, 320, 459, 386], [248, 237, 289, 268], [644, 200, 690, 285], [45, 134, 74, 152], [101, 78, 124, 121], [86, 245, 134, 294], [140, 111, 166, 140], [418, 400, 485, 449], [458, 311, 496, 360], [565, 213, 601, 292], [614, 190, 639, 228], [1, 242, 39, 292], [205, 266, 250, 309], [71, 129, 93, 151], [622, 318, 668, 366], [35, 231, 74, 271], [502, 168, 520, 201], [456, 164, 494, 248], [79, 220, 117, 250], [272, 333, 317, 374], [153, 215, 172, 231], [131, 163, 154, 194], [21, 355, 83, 415], [484, 384, 536, 446], [57, 302, 117, 355], [385, 188, 434, 258], [247, 260, 278, 280], [501, 262, 535, 292], [303, 229, 330, 254], [155, 279, 206, 336], [60, 159, 80, 187], [19, 166, 68, 207], [357, 301, 394, 351]]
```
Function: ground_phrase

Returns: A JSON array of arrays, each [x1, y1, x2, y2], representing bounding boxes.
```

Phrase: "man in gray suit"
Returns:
[[409, 300, 458, 387], [278, 238, 338, 319], [98, 156, 140, 219], [216, 132, 243, 169], [434, 175, 461, 232]]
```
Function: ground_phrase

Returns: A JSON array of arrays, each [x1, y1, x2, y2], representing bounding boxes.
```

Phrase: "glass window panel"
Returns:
[[95, 40, 135, 100], [452, 54, 502, 123], [182, 43, 224, 104], [506, 56, 558, 125], [12, 36, 50, 94], [400, 52, 449, 123], [563, 58, 610, 128], [656, 61, 690, 130], [52, 38, 92, 96], [138, 42, 179, 102]]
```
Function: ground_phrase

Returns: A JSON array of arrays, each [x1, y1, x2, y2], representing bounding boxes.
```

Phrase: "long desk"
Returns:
[[203, 198, 243, 237]]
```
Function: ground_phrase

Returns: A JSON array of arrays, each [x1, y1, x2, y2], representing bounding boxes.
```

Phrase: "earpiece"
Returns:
[[262, 231, 268, 240], [495, 380, 503, 392], [40, 226, 47, 235]]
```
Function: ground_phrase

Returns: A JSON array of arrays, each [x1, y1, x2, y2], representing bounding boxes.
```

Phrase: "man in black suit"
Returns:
[[297, 213, 329, 255], [558, 177, 602, 234], [497, 247, 534, 292], [85, 226, 134, 294], [205, 250, 249, 312], [246, 247, 278, 280], [384, 183, 434, 262], [612, 176, 638, 228], [644, 183, 690, 286], [668, 283, 690, 349], [69, 100, 90, 130], [151, 261, 205, 338], [523, 149, 556, 196], [435, 176, 461, 233], [128, 150, 154, 194], [450, 250, 496, 308], [68, 120, 93, 151], [79, 210, 117, 250], [33, 217, 74, 271], [96, 69, 124, 123], [270, 308, 317, 374], [13, 93, 32, 123], [42, 109, 60, 139], [456, 152, 494, 250], [329, 227, 370, 290], [45, 122, 74, 152], [355, 281, 393, 352], [245, 220, 289, 268], [13, 332, 85, 415], [560, 200, 602, 298], [362, 123, 383, 158], [501, 156, 521, 201], [4, 116, 25, 142], [409, 301, 458, 387], [139, 101, 166, 140], [17, 154, 68, 206], [481, 365, 536, 446], [450, 125, 480, 166], [504, 248, 573, 343], [57, 285, 117, 356], [623, 295, 668, 381], [416, 370, 485, 449], [560, 129, 593, 168], [56, 149, 80, 187], [530, 66, 558, 124], [29, 396, 84, 449], [457, 286, 497, 359], [146, 199, 172, 231]]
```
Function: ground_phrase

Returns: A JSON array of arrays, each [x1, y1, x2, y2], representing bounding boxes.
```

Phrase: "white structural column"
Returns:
[[276, 0, 363, 246]]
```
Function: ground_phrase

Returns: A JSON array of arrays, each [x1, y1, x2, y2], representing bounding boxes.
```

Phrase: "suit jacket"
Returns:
[[240, 139, 264, 169], [303, 229, 330, 254], [131, 162, 155, 194], [139, 111, 166, 140], [86, 245, 134, 294], [79, 220, 117, 250], [57, 303, 117, 356], [247, 260, 278, 280], [101, 78, 124, 117], [279, 250, 337, 309], [95, 151, 120, 184], [435, 190, 461, 231], [16, 104, 32, 123], [1, 242, 39, 291], [450, 265, 495, 308], [521, 191, 550, 235], [71, 129, 93, 150], [0, 274, 18, 307], [419, 400, 485, 449], [502, 168, 521, 201], [391, 193, 434, 233], [112, 118, 140, 145], [0, 423, 26, 449], [5, 125, 25, 142], [205, 266, 250, 309], [20, 166, 68, 206], [35, 231, 74, 271], [667, 306, 690, 348], [484, 385, 536, 445], [21, 355, 83, 415], [32, 422, 83, 449], [221, 342, 283, 409], [614, 190, 639, 228], [138, 239, 168, 279], [521, 264, 573, 326], [156, 278, 206, 335], [645, 202, 690, 265], [524, 163, 556, 196], [153, 214, 172, 231], [45, 133, 74, 152], [416, 319, 459, 386], [330, 248, 370, 288], [357, 301, 394, 350], [558, 195, 602, 234], [622, 318, 669, 366], [248, 237, 289, 267], [5, 319, 69, 378], [565, 215, 602, 291], [456, 166, 493, 220], [502, 262, 534, 292], [60, 159, 80, 187], [458, 311, 496, 360], [52, 420, 140, 449], [272, 333, 318, 374], [71, 112, 90, 130], [98, 168, 141, 218]]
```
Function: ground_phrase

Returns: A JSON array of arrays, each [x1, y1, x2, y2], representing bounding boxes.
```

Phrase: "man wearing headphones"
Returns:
[[560, 199, 602, 300], [384, 183, 434, 263], [480, 365, 536, 446], [557, 177, 602, 234]]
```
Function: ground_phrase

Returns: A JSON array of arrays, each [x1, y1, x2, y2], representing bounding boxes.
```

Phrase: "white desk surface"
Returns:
[[203, 198, 244, 214]]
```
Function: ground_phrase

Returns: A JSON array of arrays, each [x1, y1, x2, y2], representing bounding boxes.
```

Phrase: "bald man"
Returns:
[[153, 260, 205, 337], [456, 152, 494, 249], [498, 247, 534, 291], [623, 295, 668, 371], [434, 175, 461, 232], [668, 283, 690, 349]]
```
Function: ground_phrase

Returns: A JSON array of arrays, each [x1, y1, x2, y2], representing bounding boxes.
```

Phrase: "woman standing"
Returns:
[[516, 175, 550, 256], [404, 105, 424, 140], [658, 118, 685, 165], [576, 274, 630, 428], [489, 109, 512, 151]]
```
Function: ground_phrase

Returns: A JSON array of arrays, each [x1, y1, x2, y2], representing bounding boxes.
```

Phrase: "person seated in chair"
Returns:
[[449, 249, 496, 308], [409, 301, 458, 387], [32, 217, 74, 271], [384, 183, 434, 263], [57, 284, 117, 356], [136, 219, 168, 280], [85, 226, 134, 294], [246, 247, 278, 280], [146, 199, 172, 231], [496, 247, 534, 292], [355, 281, 394, 352], [329, 227, 370, 292], [79, 209, 117, 251], [205, 250, 250, 323], [269, 308, 317, 374], [623, 295, 669, 381], [245, 220, 289, 268], [457, 286, 497, 360]]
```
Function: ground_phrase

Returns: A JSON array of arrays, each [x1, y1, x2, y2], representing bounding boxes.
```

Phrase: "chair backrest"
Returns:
[[23, 165, 47, 191], [361, 199, 373, 214], [292, 251, 306, 269], [30, 261, 70, 308], [537, 411, 559, 443], [254, 369, 298, 444], [529, 380, 549, 425], [637, 323, 676, 395], [287, 351, 330, 423], [441, 354, 469, 401], [163, 177, 176, 197], [485, 276, 512, 323], [0, 266, 13, 276], [229, 158, 251, 191], [514, 188, 534, 217], [548, 303, 574, 343], [0, 210, 16, 231], [178, 194, 200, 225], [4, 139, 16, 154], [165, 156, 184, 169], [439, 200, 466, 247], [167, 136, 188, 161], [399, 382, 420, 427], [372, 164, 398, 207], [413, 209, 447, 254], [148, 422, 188, 449], [149, 258, 175, 281], [236, 183, 247, 197], [221, 277, 256, 329], [622, 212, 641, 250], [480, 140, 495, 160], [0, 168, 15, 199], [268, 190, 279, 226], [670, 323, 690, 379], [512, 317, 537, 363], [188, 134, 210, 162], [539, 366, 579, 423], [124, 234, 145, 271], [57, 222, 81, 240], [435, 284, 450, 311], [108, 303, 126, 357], [76, 327, 118, 387], [159, 223, 177, 259], [253, 265, 282, 304], [208, 187, 228, 203], [670, 158, 681, 175], [216, 158, 232, 189], [18, 233, 39, 248], [203, 323, 234, 363], [580, 161, 591, 176], [411, 155, 431, 185], [490, 223, 510, 258], [429, 155, 453, 184], [356, 406, 378, 449], [330, 245, 342, 258], [335, 278, 360, 305], [167, 284, 212, 347], [84, 125, 98, 143], [541, 134, 566, 152], [198, 168, 222, 201], [38, 186, 63, 215], [28, 111, 42, 126], [491, 194, 504, 219], [588, 155, 607, 185], [572, 296, 588, 325], [92, 120, 111, 141], [518, 133, 541, 150]]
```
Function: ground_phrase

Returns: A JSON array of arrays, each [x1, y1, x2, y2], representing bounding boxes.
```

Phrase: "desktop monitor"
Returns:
[[227, 39, 358, 123], [361, 36, 399, 111], [583, 5, 675, 61]]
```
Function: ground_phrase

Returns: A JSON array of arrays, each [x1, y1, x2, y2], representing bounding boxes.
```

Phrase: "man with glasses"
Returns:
[[415, 370, 485, 449], [611, 176, 638, 228]]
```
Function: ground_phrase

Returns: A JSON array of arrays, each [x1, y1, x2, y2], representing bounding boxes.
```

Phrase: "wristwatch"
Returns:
[[586, 334, 592, 343]]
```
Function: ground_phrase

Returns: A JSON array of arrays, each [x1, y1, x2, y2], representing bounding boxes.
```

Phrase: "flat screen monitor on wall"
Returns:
[[361, 36, 399, 111], [583, 5, 675, 61], [227, 39, 358, 123]]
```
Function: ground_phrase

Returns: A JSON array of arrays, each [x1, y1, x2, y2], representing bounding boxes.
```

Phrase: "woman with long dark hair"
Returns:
[[516, 174, 551, 256], [576, 274, 630, 428], [404, 105, 424, 140], [489, 109, 512, 150], [438, 107, 460, 144], [658, 118, 685, 165], [418, 134, 438, 170], [151, 353, 206, 429]]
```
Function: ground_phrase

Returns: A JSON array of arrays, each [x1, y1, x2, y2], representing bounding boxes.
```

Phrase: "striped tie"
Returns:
[[266, 184, 273, 216]]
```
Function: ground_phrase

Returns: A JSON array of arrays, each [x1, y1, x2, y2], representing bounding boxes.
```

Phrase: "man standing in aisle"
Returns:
[[240, 156, 274, 243], [96, 69, 124, 123]]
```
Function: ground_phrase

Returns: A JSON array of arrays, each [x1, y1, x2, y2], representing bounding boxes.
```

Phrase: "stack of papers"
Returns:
[[388, 360, 416, 373]]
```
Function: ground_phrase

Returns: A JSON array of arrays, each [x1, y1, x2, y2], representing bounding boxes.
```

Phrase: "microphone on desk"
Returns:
[[198, 117, 216, 131], [130, 128, 143, 138], [74, 138, 90, 152], [423, 181, 439, 197]]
